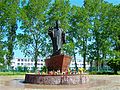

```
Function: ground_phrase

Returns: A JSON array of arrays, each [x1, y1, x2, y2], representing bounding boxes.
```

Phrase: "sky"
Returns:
[[70, 0, 120, 6], [14, 0, 120, 59]]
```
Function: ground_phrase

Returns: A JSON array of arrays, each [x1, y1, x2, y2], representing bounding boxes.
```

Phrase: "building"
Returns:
[[69, 61, 90, 70], [11, 57, 45, 71], [11, 57, 90, 71]]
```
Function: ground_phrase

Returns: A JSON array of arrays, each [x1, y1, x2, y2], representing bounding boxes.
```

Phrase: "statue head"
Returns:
[[55, 20, 61, 30]]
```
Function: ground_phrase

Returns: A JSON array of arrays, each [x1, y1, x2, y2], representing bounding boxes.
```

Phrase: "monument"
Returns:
[[45, 20, 71, 73], [48, 20, 65, 56], [24, 20, 89, 85]]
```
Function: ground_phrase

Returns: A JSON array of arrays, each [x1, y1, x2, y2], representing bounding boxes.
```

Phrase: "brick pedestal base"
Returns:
[[45, 55, 71, 73]]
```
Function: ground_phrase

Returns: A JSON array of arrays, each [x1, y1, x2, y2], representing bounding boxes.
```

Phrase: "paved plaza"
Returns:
[[0, 75, 120, 90]]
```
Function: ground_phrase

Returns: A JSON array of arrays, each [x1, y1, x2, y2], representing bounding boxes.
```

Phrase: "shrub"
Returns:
[[107, 58, 120, 74]]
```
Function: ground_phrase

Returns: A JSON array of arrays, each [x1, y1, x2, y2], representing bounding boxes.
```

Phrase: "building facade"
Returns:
[[11, 57, 90, 71], [69, 61, 90, 70], [11, 57, 45, 71]]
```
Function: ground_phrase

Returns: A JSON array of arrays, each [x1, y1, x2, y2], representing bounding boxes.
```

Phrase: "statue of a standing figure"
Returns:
[[48, 20, 65, 56]]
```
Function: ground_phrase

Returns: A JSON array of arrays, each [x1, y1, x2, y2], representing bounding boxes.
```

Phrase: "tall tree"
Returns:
[[107, 10, 120, 74], [78, 4, 91, 69], [83, 0, 118, 71], [68, 6, 80, 71], [107, 4, 120, 59], [0, 0, 19, 67], [18, 0, 51, 72], [68, 5, 91, 70]]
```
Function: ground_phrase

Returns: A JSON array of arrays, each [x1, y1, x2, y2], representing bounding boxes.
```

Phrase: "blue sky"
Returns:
[[14, 0, 120, 58], [70, 0, 120, 6]]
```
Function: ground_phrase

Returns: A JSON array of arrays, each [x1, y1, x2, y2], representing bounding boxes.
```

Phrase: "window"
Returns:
[[17, 63, 20, 65], [21, 63, 23, 65], [21, 59, 23, 61], [25, 59, 27, 62], [18, 59, 20, 61], [37, 63, 40, 65]]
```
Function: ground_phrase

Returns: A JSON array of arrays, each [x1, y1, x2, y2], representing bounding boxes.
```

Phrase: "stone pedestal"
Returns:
[[24, 74, 89, 85], [45, 55, 71, 73]]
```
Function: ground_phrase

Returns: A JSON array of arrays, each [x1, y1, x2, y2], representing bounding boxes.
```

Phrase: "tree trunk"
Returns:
[[6, 23, 17, 67], [114, 69, 118, 74], [34, 53, 37, 72], [83, 37, 87, 69], [73, 51, 78, 72], [90, 60, 93, 71], [34, 40, 38, 72], [96, 38, 100, 71]]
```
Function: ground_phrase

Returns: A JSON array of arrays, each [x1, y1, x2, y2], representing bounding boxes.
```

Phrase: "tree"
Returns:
[[17, 0, 51, 72], [84, 0, 114, 71], [77, 4, 91, 69], [108, 4, 120, 58], [104, 4, 120, 74], [68, 4, 91, 70], [0, 0, 19, 67]]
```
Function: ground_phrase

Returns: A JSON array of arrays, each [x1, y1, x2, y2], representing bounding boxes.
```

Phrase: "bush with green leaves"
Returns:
[[17, 66, 29, 72], [107, 58, 120, 74], [40, 66, 48, 73]]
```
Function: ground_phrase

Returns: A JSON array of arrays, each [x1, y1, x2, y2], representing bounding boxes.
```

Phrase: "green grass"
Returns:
[[0, 72, 27, 76], [1, 71, 120, 76], [89, 71, 120, 75]]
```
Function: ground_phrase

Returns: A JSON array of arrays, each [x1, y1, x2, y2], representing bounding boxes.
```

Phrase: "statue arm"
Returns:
[[48, 27, 54, 39]]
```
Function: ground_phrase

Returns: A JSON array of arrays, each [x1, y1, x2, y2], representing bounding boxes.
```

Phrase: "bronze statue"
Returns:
[[48, 20, 65, 56]]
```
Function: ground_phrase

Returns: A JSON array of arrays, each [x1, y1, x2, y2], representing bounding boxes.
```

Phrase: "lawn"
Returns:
[[0, 72, 27, 76]]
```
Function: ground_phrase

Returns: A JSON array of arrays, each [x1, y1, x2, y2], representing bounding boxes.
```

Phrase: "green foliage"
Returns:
[[0, 43, 6, 68], [23, 66, 29, 72], [40, 66, 48, 73], [17, 66, 23, 72], [107, 58, 120, 74], [47, 0, 70, 30], [0, 0, 19, 66], [17, 66, 29, 72], [84, 0, 120, 71]]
